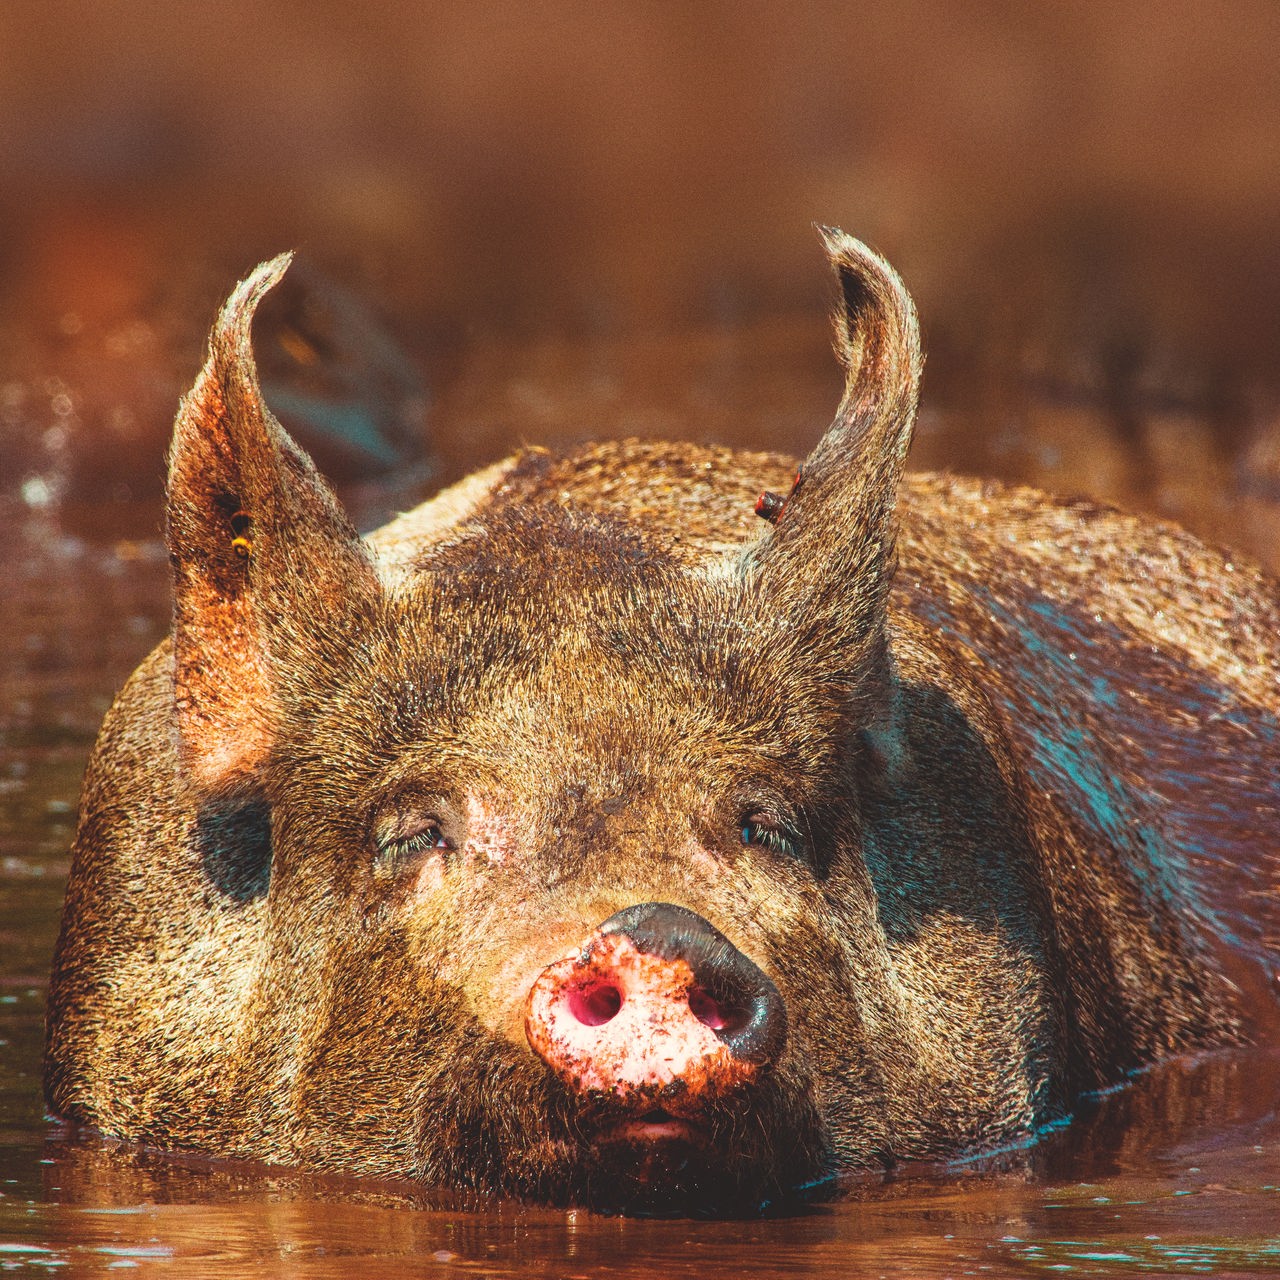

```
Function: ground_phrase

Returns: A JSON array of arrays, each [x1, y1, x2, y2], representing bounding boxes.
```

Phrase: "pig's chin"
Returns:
[[577, 1121, 793, 1216], [563, 1094, 825, 1216], [441, 1045, 827, 1214]]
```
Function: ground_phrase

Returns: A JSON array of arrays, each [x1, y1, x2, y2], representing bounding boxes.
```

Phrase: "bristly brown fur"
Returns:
[[44, 232, 1279, 1215]]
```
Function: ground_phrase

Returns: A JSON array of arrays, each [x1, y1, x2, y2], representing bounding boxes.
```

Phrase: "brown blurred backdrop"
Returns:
[[2, 0, 1279, 561]]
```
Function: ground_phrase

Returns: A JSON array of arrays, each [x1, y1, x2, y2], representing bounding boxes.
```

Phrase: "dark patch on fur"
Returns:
[[195, 796, 272, 902], [413, 501, 675, 585]]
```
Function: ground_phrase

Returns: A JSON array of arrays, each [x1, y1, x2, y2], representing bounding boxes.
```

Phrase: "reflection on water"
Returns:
[[2, 497, 1279, 1276], [1, 1052, 1279, 1277]]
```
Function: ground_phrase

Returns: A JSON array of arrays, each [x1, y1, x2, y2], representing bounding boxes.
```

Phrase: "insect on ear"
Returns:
[[754, 470, 805, 526], [230, 510, 253, 560]]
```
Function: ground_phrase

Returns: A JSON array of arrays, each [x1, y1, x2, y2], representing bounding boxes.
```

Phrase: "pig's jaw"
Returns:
[[602, 1109, 705, 1143], [571, 1120, 824, 1216], [420, 1026, 831, 1214], [488, 1066, 831, 1215]]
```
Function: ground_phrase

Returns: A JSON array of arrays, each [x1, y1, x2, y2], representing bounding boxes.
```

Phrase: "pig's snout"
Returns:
[[524, 902, 786, 1110]]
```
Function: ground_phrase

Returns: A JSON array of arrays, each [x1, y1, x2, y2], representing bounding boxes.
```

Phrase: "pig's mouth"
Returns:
[[437, 1047, 829, 1215], [595, 1107, 708, 1146]]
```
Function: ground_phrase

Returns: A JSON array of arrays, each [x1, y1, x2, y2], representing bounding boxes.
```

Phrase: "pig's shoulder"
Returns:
[[897, 471, 1280, 710]]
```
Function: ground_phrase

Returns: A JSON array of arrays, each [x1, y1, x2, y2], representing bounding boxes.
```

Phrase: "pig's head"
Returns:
[[53, 231, 1067, 1215]]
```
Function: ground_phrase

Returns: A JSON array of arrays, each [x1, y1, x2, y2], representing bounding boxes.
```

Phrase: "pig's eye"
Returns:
[[741, 816, 800, 861], [373, 816, 452, 872], [390, 824, 450, 855]]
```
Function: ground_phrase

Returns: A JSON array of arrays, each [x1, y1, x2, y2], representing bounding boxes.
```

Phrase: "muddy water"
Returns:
[[1, 488, 1278, 1277]]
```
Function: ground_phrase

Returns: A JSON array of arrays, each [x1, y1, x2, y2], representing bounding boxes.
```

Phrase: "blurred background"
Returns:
[[2, 0, 1279, 561], [2, 8, 1279, 1255], [6, 6, 1280, 1251]]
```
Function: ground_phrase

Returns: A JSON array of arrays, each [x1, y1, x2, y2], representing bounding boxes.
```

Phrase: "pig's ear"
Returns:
[[166, 256, 381, 792], [744, 230, 921, 694]]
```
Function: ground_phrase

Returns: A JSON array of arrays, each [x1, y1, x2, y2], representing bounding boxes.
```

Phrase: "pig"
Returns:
[[44, 231, 1280, 1215]]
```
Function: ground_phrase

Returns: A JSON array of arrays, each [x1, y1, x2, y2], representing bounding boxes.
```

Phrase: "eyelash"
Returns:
[[378, 821, 451, 865], [741, 818, 800, 861], [382, 816, 799, 861]]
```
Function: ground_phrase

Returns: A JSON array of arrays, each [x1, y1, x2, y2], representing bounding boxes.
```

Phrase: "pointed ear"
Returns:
[[741, 230, 922, 702], [166, 256, 382, 792]]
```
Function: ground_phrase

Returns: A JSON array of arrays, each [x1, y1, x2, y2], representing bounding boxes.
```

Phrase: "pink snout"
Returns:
[[524, 902, 786, 1111]]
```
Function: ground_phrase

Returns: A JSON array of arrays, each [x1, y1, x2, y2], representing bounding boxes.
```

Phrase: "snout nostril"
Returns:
[[567, 982, 623, 1027], [688, 986, 746, 1033]]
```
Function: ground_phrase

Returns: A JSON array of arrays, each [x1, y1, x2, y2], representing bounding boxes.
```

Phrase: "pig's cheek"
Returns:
[[406, 844, 497, 899], [412, 851, 449, 896], [406, 801, 519, 898], [683, 839, 721, 882], [462, 796, 518, 869]]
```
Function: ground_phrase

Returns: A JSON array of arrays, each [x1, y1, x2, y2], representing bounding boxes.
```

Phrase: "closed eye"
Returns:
[[374, 819, 452, 873], [388, 825, 450, 856], [741, 816, 800, 861]]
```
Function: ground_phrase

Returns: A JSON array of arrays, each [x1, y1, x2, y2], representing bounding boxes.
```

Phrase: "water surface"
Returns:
[[2, 500, 1278, 1278]]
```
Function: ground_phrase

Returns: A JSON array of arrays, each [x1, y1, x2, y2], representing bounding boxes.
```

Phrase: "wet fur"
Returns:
[[44, 235, 1279, 1213]]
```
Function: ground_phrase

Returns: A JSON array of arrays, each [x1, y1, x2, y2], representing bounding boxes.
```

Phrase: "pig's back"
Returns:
[[372, 445, 1280, 716], [371, 443, 1279, 998], [894, 470, 1280, 1021]]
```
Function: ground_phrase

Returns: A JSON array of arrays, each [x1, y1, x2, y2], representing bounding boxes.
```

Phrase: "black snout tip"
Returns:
[[598, 901, 788, 1067]]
